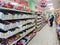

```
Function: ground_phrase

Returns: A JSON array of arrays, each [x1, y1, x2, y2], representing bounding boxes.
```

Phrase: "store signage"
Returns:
[[40, 0, 47, 8]]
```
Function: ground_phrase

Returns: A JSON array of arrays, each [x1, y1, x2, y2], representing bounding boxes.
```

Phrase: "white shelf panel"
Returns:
[[37, 25, 41, 28], [25, 39, 30, 45], [25, 34, 36, 45], [10, 27, 35, 45], [38, 27, 41, 31], [37, 16, 41, 19], [37, 19, 42, 22], [0, 20, 35, 31], [0, 24, 35, 39], [0, 23, 18, 31], [0, 8, 36, 20], [0, 15, 35, 20], [37, 22, 41, 25], [38, 24, 45, 31], [0, 7, 33, 14], [26, 27, 35, 35]]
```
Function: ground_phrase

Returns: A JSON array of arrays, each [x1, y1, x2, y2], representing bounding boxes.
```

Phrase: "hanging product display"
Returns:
[[40, 0, 47, 8]]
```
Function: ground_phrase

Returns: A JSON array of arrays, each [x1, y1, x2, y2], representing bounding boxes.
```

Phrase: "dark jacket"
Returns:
[[49, 16, 54, 22]]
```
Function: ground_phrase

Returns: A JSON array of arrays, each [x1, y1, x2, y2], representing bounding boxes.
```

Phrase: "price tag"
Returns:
[[6, 8, 10, 10], [12, 16, 14, 20], [26, 30, 28, 34], [1, 33, 6, 37]]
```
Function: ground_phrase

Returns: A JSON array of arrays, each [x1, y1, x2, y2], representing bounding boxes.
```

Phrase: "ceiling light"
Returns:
[[47, 0, 51, 1], [49, 7, 54, 10], [47, 3, 53, 6], [10, 2, 18, 5]]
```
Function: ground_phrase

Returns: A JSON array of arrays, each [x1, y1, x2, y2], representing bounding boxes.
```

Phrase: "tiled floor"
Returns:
[[28, 23, 59, 45]]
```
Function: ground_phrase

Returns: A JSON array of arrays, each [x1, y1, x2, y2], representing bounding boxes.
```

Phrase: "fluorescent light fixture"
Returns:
[[47, 0, 52, 1], [10, 2, 18, 5], [47, 3, 53, 6], [49, 7, 54, 10]]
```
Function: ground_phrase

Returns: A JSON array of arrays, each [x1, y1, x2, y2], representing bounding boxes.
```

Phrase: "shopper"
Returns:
[[49, 15, 54, 27]]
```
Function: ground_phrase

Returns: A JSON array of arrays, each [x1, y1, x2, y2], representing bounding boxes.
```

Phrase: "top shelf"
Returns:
[[0, 7, 41, 15], [0, 7, 33, 14]]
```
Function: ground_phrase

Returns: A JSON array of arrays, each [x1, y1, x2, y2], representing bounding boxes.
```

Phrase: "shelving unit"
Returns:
[[0, 7, 46, 45], [0, 0, 47, 45], [0, 7, 33, 14], [0, 6, 36, 45], [25, 34, 36, 45], [10, 27, 35, 45], [36, 13, 46, 31]]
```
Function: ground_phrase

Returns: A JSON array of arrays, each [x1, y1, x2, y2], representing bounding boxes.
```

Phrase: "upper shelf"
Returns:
[[0, 24, 35, 39], [0, 7, 33, 14], [0, 7, 41, 15]]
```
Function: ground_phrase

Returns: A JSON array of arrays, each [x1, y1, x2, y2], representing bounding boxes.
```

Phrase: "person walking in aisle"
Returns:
[[49, 15, 54, 27]]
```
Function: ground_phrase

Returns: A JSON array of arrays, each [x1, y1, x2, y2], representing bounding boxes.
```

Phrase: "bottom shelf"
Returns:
[[14, 30, 37, 45], [37, 23, 46, 31], [25, 34, 36, 45]]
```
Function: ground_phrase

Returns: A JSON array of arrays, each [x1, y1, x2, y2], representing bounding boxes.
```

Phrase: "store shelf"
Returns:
[[38, 24, 45, 31], [0, 24, 35, 39], [0, 1, 47, 45], [38, 27, 42, 31], [37, 25, 41, 28], [25, 34, 36, 45], [37, 16, 41, 19], [37, 22, 41, 25], [0, 14, 35, 20], [0, 20, 34, 31], [37, 23, 46, 31], [0, 24, 18, 31], [0, 7, 33, 14], [37, 19, 42, 22], [10, 37, 22, 45], [10, 27, 35, 45]]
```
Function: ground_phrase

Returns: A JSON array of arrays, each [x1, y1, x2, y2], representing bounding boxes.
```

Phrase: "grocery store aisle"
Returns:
[[28, 22, 59, 45]]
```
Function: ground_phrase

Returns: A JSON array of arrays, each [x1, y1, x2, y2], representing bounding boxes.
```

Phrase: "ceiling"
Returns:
[[47, 0, 60, 9], [34, 0, 60, 10], [52, 0, 60, 9]]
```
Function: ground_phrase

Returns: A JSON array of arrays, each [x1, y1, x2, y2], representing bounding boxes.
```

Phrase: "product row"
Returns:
[[0, 12, 35, 20], [0, 27, 36, 45], [37, 19, 42, 22], [0, 19, 35, 31], [15, 30, 36, 45], [0, 1, 31, 12], [0, 22, 35, 38]]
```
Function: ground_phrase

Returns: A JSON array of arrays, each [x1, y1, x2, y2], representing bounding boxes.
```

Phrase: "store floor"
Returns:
[[28, 23, 59, 45]]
